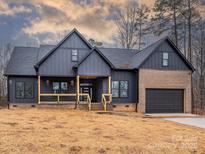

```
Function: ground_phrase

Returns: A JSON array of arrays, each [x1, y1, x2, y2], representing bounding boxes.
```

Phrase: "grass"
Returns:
[[0, 108, 204, 154]]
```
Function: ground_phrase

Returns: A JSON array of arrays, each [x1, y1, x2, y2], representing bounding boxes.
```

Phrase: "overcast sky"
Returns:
[[0, 0, 155, 47]]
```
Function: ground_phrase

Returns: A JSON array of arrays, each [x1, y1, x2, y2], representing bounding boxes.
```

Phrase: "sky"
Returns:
[[0, 0, 154, 47]]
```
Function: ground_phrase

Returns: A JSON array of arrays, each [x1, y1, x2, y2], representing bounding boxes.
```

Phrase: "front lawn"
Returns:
[[0, 108, 204, 154]]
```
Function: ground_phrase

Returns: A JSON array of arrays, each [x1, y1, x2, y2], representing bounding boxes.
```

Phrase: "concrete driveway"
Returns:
[[165, 118, 205, 129]]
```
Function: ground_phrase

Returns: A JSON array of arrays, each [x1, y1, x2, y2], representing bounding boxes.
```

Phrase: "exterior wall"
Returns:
[[137, 69, 192, 113], [39, 48, 90, 76], [8, 76, 37, 103], [39, 32, 91, 76], [111, 70, 137, 103], [141, 41, 190, 70], [78, 51, 111, 76], [40, 77, 76, 101], [61, 32, 89, 49]]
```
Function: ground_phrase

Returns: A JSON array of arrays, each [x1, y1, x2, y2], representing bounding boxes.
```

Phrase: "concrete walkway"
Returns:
[[145, 113, 198, 118], [165, 118, 205, 129]]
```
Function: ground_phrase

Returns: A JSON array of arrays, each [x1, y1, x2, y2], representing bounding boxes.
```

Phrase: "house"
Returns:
[[4, 28, 194, 113]]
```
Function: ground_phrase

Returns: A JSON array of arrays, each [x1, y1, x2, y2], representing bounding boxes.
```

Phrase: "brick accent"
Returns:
[[137, 69, 192, 113]]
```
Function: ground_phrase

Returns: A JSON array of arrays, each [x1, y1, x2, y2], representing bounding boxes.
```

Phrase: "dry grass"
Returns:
[[0, 108, 204, 154]]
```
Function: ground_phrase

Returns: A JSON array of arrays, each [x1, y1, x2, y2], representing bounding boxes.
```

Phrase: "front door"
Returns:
[[80, 83, 93, 101]]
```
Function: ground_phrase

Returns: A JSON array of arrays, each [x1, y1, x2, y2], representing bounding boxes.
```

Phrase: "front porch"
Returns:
[[37, 76, 112, 111]]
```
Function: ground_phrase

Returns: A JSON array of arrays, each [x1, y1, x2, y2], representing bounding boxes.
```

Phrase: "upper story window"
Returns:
[[162, 52, 169, 67], [72, 49, 78, 62]]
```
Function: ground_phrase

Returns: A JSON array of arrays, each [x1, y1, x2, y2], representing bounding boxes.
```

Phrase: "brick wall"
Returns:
[[137, 69, 192, 113]]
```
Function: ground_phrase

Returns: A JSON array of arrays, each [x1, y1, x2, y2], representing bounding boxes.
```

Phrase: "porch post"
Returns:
[[108, 76, 111, 94], [38, 76, 41, 104], [76, 75, 80, 108]]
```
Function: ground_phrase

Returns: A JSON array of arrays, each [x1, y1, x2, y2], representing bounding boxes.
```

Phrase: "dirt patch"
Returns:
[[0, 108, 204, 154]]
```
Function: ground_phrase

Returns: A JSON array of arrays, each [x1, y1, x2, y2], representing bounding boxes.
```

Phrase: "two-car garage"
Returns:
[[145, 89, 184, 113]]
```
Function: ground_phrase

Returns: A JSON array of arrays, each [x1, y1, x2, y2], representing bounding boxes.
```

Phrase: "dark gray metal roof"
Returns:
[[5, 47, 39, 76]]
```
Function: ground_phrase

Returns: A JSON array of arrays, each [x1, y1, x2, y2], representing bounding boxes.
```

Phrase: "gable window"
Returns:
[[16, 82, 24, 99], [112, 80, 129, 98], [15, 81, 33, 99], [162, 52, 169, 67], [72, 49, 78, 62]]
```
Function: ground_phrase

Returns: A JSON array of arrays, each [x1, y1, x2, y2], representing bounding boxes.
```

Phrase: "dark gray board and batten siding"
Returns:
[[8, 77, 37, 103], [78, 51, 111, 77], [111, 70, 137, 103], [141, 41, 190, 70], [38, 32, 91, 76]]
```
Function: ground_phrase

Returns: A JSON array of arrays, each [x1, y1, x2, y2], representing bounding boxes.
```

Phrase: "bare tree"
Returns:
[[135, 4, 150, 50], [0, 43, 13, 98], [192, 19, 205, 114], [115, 2, 138, 49], [152, 0, 183, 47], [180, 0, 201, 63]]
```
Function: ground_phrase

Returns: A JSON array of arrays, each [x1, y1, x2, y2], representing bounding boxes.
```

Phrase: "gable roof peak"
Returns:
[[35, 28, 93, 69]]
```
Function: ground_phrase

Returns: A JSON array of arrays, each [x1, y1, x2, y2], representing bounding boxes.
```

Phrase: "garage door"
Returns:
[[146, 89, 184, 113]]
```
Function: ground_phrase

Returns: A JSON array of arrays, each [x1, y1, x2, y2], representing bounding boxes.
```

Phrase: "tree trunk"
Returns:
[[173, 0, 178, 47], [187, 0, 192, 62]]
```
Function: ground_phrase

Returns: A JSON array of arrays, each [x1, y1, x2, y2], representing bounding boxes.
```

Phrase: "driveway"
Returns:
[[165, 118, 205, 129]]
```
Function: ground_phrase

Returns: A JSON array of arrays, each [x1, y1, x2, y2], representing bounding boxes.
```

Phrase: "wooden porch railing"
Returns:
[[79, 93, 91, 111], [39, 93, 76, 104], [39, 93, 91, 111], [101, 93, 112, 111]]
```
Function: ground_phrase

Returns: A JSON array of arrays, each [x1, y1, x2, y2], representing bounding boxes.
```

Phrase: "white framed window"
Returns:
[[72, 49, 78, 62], [162, 52, 168, 67]]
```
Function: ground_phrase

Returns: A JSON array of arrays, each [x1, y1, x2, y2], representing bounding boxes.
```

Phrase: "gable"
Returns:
[[141, 40, 190, 70], [35, 29, 92, 69], [38, 48, 90, 76], [60, 32, 90, 49], [78, 51, 111, 76]]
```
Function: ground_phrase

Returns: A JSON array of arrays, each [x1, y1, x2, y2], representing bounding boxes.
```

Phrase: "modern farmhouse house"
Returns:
[[5, 28, 194, 113]]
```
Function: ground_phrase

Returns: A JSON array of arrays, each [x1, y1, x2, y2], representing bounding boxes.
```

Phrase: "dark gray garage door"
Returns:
[[146, 89, 184, 113]]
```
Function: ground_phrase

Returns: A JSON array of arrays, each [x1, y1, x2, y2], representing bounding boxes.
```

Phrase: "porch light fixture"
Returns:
[[46, 80, 49, 86], [70, 80, 74, 86]]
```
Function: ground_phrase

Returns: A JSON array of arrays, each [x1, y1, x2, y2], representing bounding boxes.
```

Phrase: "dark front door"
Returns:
[[146, 89, 184, 113], [80, 82, 96, 102]]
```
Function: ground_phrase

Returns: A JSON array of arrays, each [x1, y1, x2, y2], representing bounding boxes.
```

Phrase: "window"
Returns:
[[120, 81, 128, 98], [25, 82, 33, 98], [61, 82, 68, 93], [72, 49, 78, 62], [16, 82, 24, 99], [112, 81, 119, 97], [112, 80, 128, 98], [162, 52, 169, 66], [53, 82, 68, 93], [53, 82, 60, 93], [15, 81, 34, 99]]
